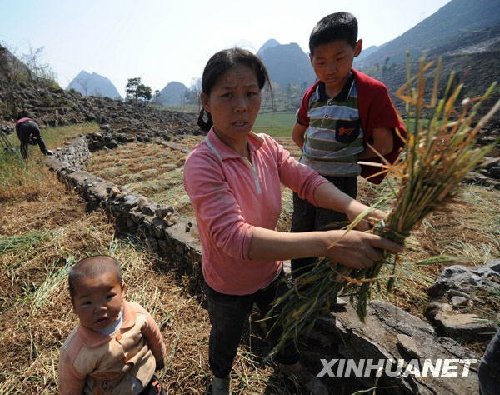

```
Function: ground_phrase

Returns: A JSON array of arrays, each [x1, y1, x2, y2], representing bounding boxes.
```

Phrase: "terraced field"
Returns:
[[88, 136, 301, 232]]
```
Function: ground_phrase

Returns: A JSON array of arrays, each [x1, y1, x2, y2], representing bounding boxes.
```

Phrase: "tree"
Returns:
[[20, 45, 57, 84], [184, 77, 202, 106], [126, 77, 152, 102]]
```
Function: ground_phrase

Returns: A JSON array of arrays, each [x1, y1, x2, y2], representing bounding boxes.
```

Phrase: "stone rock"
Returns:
[[106, 186, 121, 198], [487, 165, 500, 179], [122, 195, 140, 210], [450, 296, 470, 307], [331, 300, 479, 394], [151, 217, 165, 238], [426, 302, 496, 341], [140, 203, 156, 216], [427, 262, 499, 298], [396, 334, 420, 361], [136, 197, 148, 210], [155, 206, 174, 219]]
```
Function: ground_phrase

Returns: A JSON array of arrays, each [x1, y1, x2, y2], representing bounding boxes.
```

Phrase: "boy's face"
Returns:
[[71, 271, 125, 332], [310, 39, 362, 93]]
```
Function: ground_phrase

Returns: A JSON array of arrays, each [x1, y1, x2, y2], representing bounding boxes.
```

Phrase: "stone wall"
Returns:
[[46, 132, 484, 394], [46, 132, 203, 293]]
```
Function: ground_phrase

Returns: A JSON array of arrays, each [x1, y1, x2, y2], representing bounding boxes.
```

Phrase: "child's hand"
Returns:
[[292, 123, 307, 148], [156, 361, 165, 370]]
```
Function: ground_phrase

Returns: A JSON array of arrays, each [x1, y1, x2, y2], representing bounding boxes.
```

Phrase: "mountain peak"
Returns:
[[257, 39, 281, 55], [67, 71, 121, 99], [153, 81, 188, 106], [257, 41, 315, 88]]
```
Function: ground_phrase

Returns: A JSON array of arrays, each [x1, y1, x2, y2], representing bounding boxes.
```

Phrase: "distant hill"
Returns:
[[0, 45, 30, 82], [257, 40, 316, 88], [355, 45, 379, 64], [67, 71, 121, 99], [153, 81, 188, 106], [353, 0, 499, 116], [258, 39, 280, 54], [355, 0, 500, 69]]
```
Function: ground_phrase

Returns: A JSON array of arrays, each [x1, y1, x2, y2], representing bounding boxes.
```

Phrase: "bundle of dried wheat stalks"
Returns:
[[270, 58, 499, 352]]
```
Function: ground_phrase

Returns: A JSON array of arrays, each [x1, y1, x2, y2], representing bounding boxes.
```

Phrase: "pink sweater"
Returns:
[[183, 129, 328, 295]]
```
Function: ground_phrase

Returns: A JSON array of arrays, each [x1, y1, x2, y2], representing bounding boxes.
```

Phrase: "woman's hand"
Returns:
[[322, 230, 402, 269]]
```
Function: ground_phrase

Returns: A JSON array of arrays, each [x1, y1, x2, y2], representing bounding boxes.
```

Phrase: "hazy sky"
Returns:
[[0, 0, 451, 96]]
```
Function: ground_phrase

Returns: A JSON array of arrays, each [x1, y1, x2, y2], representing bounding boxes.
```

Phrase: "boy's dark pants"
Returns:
[[291, 176, 357, 279], [205, 273, 300, 378], [478, 328, 500, 395]]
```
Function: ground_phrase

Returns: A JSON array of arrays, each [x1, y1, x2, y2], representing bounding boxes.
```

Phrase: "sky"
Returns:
[[0, 0, 452, 97]]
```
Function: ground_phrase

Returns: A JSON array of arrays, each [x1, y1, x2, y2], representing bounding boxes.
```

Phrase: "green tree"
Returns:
[[126, 77, 152, 101]]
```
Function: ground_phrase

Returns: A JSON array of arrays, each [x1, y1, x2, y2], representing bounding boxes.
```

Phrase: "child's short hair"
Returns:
[[68, 255, 123, 298], [309, 12, 358, 53]]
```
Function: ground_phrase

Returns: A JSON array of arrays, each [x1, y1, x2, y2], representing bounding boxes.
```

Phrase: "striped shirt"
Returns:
[[298, 74, 364, 177]]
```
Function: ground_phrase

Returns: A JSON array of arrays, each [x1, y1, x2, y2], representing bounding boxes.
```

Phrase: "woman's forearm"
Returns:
[[248, 226, 403, 269], [248, 227, 327, 261]]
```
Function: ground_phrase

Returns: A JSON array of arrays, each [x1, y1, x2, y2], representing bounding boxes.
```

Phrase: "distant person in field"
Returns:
[[183, 47, 402, 395], [58, 255, 167, 395], [290, 12, 407, 279], [15, 111, 53, 159]]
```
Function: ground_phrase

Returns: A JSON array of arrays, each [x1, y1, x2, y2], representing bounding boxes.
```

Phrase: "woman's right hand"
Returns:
[[322, 230, 403, 269]]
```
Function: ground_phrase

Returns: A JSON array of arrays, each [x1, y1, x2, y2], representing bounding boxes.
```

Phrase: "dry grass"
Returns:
[[87, 138, 202, 215], [359, 179, 499, 319], [0, 128, 296, 394]]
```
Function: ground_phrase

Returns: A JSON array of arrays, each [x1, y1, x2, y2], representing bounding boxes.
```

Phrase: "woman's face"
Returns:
[[202, 64, 262, 140]]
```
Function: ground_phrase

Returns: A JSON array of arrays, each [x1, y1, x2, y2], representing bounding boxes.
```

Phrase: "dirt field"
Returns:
[[0, 131, 304, 394], [1, 129, 498, 393]]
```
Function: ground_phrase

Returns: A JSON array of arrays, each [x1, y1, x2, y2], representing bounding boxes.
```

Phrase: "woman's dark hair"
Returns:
[[197, 47, 271, 132], [309, 12, 358, 54]]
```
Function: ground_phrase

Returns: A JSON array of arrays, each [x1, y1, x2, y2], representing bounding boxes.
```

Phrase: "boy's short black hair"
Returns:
[[309, 12, 358, 54], [68, 255, 123, 299]]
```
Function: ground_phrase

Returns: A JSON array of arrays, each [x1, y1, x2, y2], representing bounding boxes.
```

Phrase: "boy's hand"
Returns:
[[292, 123, 307, 148], [359, 127, 394, 159]]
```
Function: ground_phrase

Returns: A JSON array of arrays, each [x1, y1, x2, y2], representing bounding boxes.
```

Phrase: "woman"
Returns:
[[183, 47, 401, 395], [15, 111, 53, 159]]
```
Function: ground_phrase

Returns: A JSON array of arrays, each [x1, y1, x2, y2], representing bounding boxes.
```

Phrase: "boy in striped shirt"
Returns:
[[291, 12, 406, 279]]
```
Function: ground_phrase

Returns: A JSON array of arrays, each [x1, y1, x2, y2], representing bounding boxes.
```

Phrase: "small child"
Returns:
[[59, 256, 166, 395], [291, 12, 406, 278]]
